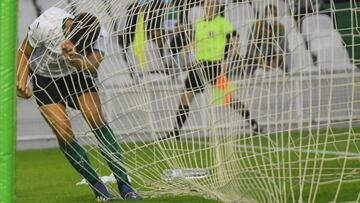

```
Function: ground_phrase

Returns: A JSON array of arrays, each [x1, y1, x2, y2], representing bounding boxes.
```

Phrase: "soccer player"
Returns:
[[118, 0, 198, 79], [16, 7, 142, 201], [297, 0, 325, 15], [159, 0, 191, 75], [248, 4, 286, 71], [162, 0, 261, 140], [118, 0, 165, 80]]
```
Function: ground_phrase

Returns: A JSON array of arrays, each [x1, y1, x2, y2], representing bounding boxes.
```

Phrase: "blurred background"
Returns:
[[17, 0, 360, 150]]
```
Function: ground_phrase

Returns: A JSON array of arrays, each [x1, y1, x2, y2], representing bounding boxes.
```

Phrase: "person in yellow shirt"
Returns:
[[162, 0, 261, 140]]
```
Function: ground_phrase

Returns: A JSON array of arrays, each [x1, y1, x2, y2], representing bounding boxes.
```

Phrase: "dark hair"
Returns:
[[70, 13, 100, 53], [265, 4, 277, 16]]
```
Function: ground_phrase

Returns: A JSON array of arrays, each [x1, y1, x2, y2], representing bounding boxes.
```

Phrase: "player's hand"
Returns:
[[61, 40, 76, 60], [16, 78, 32, 99], [175, 25, 187, 32]]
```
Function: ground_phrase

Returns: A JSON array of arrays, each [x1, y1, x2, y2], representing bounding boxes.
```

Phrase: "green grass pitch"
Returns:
[[16, 129, 360, 203], [15, 148, 217, 203]]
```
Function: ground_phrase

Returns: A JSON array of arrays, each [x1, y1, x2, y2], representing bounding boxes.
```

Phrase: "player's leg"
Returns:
[[229, 100, 261, 134], [205, 61, 262, 134], [170, 90, 196, 137], [160, 91, 195, 140], [32, 73, 110, 201], [76, 91, 142, 200], [38, 104, 111, 201], [162, 63, 206, 140], [204, 61, 261, 134], [76, 92, 128, 182]]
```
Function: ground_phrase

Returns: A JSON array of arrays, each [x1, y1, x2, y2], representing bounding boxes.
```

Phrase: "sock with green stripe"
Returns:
[[93, 124, 129, 185], [58, 138, 100, 185]]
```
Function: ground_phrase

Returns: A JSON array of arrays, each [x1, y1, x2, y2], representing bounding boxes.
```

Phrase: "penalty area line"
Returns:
[[192, 140, 360, 157]]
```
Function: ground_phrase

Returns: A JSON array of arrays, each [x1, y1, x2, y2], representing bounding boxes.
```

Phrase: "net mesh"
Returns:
[[22, 0, 360, 202]]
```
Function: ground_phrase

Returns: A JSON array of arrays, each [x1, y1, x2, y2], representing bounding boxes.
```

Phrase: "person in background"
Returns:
[[160, 0, 191, 75], [118, 0, 200, 80], [162, 0, 261, 140], [298, 0, 325, 15], [118, 0, 165, 79], [247, 4, 286, 71]]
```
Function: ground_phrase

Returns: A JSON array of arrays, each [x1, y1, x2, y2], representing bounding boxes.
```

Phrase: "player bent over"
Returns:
[[162, 0, 261, 140], [16, 7, 142, 201]]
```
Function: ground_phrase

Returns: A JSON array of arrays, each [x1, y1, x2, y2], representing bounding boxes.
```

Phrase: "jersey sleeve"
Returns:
[[93, 28, 108, 56], [27, 18, 44, 48], [27, 7, 74, 50], [222, 18, 234, 35], [27, 10, 56, 49]]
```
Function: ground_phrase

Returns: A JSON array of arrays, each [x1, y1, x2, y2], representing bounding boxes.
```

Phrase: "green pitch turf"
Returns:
[[16, 129, 360, 203], [15, 148, 217, 203]]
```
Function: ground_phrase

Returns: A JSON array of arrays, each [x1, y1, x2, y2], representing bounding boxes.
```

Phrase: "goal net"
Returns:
[[25, 0, 360, 202]]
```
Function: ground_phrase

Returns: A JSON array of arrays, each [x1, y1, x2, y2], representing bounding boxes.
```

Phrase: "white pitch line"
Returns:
[[192, 140, 360, 157], [236, 144, 360, 157]]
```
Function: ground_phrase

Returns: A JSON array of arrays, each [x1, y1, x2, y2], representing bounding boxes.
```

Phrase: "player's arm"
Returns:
[[221, 18, 243, 75], [61, 40, 104, 74], [227, 31, 241, 59], [84, 51, 104, 73], [223, 17, 240, 61], [16, 38, 33, 98], [222, 30, 240, 70]]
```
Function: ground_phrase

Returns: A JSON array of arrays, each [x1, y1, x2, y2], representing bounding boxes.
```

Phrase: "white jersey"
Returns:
[[28, 7, 108, 78]]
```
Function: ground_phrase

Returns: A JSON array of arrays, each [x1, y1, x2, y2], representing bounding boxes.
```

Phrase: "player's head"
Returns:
[[204, 0, 221, 19], [69, 13, 100, 52], [265, 4, 278, 19]]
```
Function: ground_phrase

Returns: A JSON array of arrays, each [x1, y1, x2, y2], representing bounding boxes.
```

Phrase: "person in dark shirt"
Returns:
[[118, 0, 199, 79], [247, 4, 286, 71]]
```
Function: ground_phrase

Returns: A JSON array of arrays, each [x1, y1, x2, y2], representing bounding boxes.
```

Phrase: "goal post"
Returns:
[[0, 0, 17, 202]]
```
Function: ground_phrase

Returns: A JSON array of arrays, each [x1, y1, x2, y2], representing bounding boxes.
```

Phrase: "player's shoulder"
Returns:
[[42, 7, 71, 17], [28, 7, 73, 48], [29, 7, 73, 32], [216, 16, 231, 24], [92, 27, 109, 55], [99, 27, 109, 39], [35, 7, 73, 24], [195, 17, 206, 27], [216, 16, 233, 30]]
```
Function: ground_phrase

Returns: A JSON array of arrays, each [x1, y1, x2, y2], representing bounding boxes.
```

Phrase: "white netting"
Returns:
[[22, 0, 360, 202]]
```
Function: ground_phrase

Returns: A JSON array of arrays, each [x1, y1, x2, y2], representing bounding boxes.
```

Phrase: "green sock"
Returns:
[[58, 139, 99, 185], [93, 124, 129, 185]]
